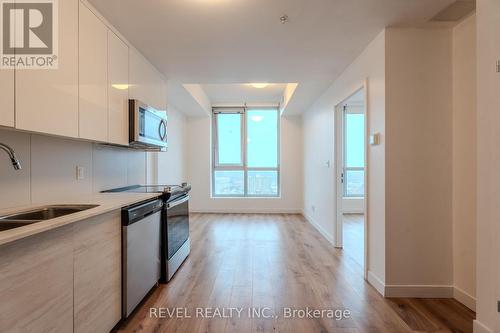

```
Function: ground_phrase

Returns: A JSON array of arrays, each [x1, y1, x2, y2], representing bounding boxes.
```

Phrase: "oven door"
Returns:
[[130, 99, 167, 148], [166, 195, 189, 260]]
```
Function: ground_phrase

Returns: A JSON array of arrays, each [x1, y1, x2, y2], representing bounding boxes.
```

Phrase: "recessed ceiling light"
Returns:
[[112, 84, 129, 90], [250, 83, 269, 89]]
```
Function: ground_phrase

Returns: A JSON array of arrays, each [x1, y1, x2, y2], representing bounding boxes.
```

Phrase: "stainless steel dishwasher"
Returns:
[[122, 198, 163, 318]]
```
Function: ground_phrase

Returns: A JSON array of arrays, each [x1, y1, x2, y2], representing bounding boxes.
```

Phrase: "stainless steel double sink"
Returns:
[[0, 205, 99, 231]]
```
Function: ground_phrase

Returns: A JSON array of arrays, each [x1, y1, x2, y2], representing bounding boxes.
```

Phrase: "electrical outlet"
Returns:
[[76, 166, 85, 180]]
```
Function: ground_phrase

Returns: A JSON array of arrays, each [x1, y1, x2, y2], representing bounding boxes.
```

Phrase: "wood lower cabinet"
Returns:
[[74, 211, 121, 333], [0, 211, 122, 333], [0, 225, 74, 333]]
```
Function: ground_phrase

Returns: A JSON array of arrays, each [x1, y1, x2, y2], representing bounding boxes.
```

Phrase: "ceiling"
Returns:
[[201, 83, 286, 105], [431, 0, 476, 22], [89, 0, 455, 115]]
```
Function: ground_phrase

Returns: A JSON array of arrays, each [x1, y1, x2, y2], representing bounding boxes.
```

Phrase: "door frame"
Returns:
[[334, 80, 369, 279]]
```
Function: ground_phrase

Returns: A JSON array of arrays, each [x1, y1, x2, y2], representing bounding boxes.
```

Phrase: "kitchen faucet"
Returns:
[[0, 142, 22, 170]]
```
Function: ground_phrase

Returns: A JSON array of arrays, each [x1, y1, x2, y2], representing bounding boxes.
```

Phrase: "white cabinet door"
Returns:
[[0, 69, 14, 127], [129, 48, 166, 111], [154, 72, 167, 112], [15, 0, 79, 137], [108, 31, 129, 145], [79, 2, 108, 142], [149, 66, 167, 111], [129, 48, 149, 105]]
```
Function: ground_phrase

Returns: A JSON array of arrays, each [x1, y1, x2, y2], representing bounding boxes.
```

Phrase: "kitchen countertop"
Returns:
[[0, 192, 162, 246]]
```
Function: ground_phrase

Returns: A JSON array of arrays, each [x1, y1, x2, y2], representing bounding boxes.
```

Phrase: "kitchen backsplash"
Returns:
[[0, 128, 149, 210]]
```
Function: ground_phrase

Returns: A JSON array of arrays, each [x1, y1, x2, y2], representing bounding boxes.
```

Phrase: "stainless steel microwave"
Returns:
[[129, 99, 167, 149]]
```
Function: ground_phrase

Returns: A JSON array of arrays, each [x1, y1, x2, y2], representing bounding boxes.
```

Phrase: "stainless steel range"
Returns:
[[103, 183, 191, 284]]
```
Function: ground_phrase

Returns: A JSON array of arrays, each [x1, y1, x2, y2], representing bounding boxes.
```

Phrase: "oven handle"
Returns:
[[167, 195, 189, 209]]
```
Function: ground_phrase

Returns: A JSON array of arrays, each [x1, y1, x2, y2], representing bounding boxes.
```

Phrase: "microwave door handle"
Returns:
[[158, 120, 167, 141]]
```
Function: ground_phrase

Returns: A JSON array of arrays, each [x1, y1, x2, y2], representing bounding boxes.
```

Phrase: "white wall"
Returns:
[[302, 31, 386, 287], [186, 115, 303, 213], [476, 0, 500, 331], [452, 14, 477, 310], [303, 24, 475, 303], [385, 28, 454, 290], [0, 108, 186, 209]]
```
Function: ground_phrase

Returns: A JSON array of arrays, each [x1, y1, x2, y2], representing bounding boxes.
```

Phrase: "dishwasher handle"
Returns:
[[122, 199, 163, 225]]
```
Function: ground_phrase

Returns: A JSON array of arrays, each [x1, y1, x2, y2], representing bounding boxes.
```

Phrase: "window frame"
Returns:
[[342, 105, 365, 198], [212, 107, 280, 198]]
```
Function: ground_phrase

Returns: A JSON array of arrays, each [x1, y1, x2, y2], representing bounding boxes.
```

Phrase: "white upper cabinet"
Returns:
[[10, 0, 164, 145], [15, 0, 79, 137], [156, 73, 167, 112], [107, 31, 129, 146], [153, 71, 167, 112], [0, 69, 14, 127], [129, 49, 149, 106], [79, 2, 108, 142], [129, 49, 167, 111]]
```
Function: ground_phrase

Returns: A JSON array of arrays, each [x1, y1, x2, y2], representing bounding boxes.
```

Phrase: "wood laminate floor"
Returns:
[[115, 213, 475, 333], [342, 214, 364, 268]]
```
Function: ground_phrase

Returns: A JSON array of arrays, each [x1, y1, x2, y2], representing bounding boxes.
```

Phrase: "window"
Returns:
[[343, 110, 365, 197], [212, 108, 279, 197]]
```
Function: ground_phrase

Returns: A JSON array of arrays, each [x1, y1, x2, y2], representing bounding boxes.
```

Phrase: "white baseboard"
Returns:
[[190, 208, 302, 214], [473, 320, 493, 333], [301, 210, 335, 245], [384, 285, 454, 298], [367, 271, 385, 296], [453, 286, 476, 311]]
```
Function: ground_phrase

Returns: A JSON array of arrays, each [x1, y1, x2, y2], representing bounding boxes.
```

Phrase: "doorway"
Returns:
[[335, 87, 367, 275]]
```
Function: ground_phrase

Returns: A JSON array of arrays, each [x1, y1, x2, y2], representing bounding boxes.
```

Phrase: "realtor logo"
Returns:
[[0, 0, 58, 69]]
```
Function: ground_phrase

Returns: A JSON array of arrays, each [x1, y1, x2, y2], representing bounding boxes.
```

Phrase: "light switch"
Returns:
[[369, 133, 380, 146], [76, 166, 85, 180]]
